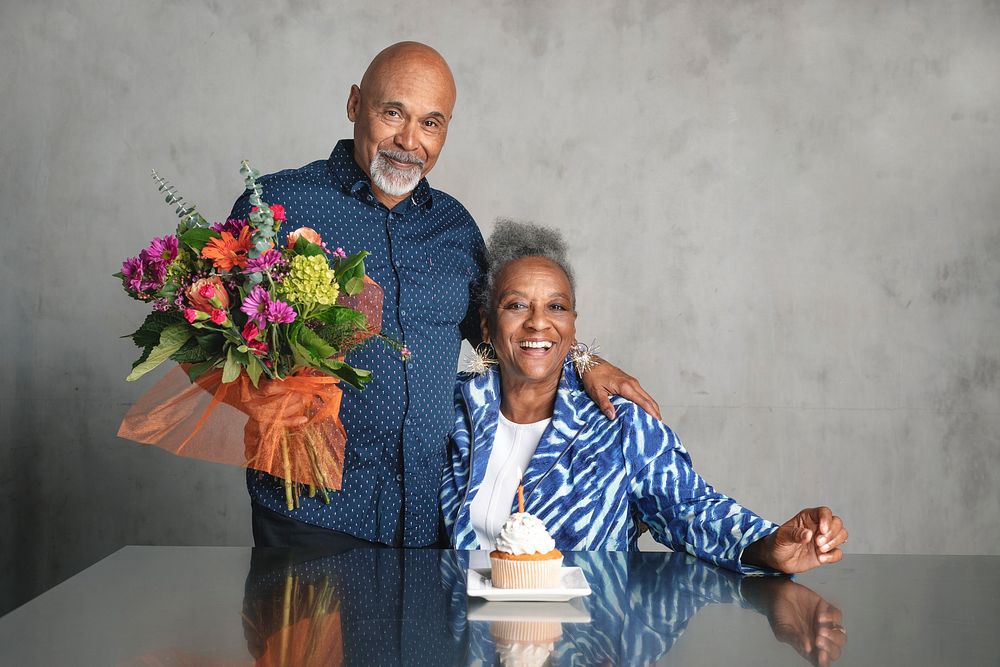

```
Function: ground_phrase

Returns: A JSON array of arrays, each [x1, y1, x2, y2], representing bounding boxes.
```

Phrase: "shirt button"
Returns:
[[396, 474, 403, 482], [400, 308, 407, 317]]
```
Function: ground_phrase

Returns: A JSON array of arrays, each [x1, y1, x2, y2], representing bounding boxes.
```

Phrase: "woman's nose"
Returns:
[[524, 305, 550, 329]]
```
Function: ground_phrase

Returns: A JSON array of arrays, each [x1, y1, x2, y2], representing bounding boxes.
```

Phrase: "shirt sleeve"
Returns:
[[621, 403, 780, 574], [439, 380, 472, 545], [458, 224, 487, 346]]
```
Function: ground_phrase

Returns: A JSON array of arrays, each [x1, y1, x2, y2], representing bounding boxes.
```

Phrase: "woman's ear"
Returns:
[[479, 308, 490, 344]]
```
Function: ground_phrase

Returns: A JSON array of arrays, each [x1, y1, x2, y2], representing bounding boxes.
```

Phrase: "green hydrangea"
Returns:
[[165, 247, 195, 284], [280, 254, 340, 306]]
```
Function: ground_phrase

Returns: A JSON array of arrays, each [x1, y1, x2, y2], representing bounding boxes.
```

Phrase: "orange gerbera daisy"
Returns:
[[201, 226, 253, 272]]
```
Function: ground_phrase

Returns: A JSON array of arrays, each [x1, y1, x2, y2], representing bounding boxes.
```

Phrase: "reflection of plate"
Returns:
[[467, 599, 591, 622], [467, 567, 592, 602]]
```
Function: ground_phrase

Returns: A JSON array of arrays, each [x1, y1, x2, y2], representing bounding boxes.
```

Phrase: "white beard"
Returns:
[[369, 150, 424, 197]]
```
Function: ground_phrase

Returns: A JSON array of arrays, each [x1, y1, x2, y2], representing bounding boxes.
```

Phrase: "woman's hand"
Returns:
[[744, 507, 848, 574], [581, 357, 661, 421]]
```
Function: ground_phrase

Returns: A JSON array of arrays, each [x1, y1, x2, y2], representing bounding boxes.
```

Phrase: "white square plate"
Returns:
[[466, 567, 592, 602]]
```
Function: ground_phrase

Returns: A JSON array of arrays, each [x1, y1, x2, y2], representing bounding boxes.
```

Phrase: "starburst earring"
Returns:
[[463, 342, 498, 376], [570, 340, 601, 375]]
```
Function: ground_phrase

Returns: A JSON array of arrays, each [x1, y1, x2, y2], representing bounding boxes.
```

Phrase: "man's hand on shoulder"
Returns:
[[580, 357, 662, 421]]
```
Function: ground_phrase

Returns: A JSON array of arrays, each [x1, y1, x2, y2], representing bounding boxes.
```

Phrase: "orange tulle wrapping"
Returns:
[[118, 277, 384, 501]]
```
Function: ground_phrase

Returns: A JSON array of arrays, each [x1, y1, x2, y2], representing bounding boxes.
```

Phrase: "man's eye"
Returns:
[[385, 109, 400, 118], [504, 302, 527, 310], [549, 304, 566, 311]]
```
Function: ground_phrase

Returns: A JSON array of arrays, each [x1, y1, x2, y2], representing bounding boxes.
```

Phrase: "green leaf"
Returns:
[[296, 325, 336, 359], [246, 355, 264, 388], [312, 306, 366, 328], [292, 235, 325, 257], [130, 311, 185, 349], [126, 323, 190, 381], [221, 346, 242, 383], [343, 276, 365, 295], [335, 251, 368, 295], [180, 227, 218, 252], [170, 337, 211, 363], [318, 357, 372, 391], [186, 360, 216, 382]]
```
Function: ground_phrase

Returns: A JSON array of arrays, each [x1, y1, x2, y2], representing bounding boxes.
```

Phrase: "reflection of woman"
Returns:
[[441, 221, 848, 574]]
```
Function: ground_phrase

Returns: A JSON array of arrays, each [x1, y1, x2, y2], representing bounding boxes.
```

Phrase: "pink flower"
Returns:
[[210, 308, 227, 325], [269, 204, 286, 222], [244, 249, 282, 274], [183, 308, 200, 323], [247, 339, 269, 356], [241, 321, 261, 341], [264, 299, 297, 325], [401, 346, 412, 361], [210, 218, 248, 235], [186, 276, 230, 312], [286, 226, 322, 249], [332, 247, 348, 260], [121, 256, 145, 293], [141, 236, 178, 264], [241, 285, 270, 328]]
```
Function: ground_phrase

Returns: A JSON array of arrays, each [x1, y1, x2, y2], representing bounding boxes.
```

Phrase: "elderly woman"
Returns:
[[440, 221, 848, 574]]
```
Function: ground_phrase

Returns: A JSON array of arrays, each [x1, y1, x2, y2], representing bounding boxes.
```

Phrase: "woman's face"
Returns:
[[483, 256, 577, 387]]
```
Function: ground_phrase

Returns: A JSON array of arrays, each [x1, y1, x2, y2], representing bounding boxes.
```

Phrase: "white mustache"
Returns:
[[378, 150, 424, 168]]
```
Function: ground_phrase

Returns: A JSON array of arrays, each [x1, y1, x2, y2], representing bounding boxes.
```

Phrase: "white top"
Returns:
[[469, 412, 551, 550]]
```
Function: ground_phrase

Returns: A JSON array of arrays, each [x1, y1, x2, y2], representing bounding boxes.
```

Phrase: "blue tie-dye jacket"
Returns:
[[440, 356, 780, 574]]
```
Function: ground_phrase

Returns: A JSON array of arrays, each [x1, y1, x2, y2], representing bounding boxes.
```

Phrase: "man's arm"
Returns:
[[581, 356, 661, 421]]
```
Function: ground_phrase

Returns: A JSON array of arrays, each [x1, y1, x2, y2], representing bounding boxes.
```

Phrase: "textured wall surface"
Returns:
[[1, 0, 998, 614]]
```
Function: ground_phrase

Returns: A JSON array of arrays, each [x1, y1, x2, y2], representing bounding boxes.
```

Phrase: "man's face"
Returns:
[[347, 59, 455, 205]]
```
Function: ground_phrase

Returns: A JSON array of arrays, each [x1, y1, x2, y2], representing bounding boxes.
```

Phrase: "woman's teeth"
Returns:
[[519, 341, 553, 349]]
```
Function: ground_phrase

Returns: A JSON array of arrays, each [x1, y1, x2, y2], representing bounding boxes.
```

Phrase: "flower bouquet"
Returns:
[[116, 162, 401, 509]]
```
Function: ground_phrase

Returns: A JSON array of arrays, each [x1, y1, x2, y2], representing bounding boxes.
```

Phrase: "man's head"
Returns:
[[347, 42, 457, 207]]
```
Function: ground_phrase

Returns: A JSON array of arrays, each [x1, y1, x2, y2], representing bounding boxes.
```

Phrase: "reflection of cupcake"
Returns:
[[491, 620, 562, 667], [489, 512, 563, 588]]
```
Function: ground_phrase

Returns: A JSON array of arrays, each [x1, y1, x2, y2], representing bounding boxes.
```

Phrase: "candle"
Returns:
[[517, 466, 524, 513]]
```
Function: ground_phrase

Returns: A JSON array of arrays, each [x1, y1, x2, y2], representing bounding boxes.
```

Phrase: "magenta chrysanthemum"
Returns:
[[264, 299, 297, 324], [244, 249, 282, 274], [211, 218, 248, 235], [141, 235, 178, 265], [240, 285, 270, 328], [121, 256, 144, 293]]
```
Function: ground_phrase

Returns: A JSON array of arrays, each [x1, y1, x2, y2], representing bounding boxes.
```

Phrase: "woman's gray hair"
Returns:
[[480, 218, 575, 309]]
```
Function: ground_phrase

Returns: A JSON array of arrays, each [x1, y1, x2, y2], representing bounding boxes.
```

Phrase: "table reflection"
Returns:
[[239, 549, 845, 667]]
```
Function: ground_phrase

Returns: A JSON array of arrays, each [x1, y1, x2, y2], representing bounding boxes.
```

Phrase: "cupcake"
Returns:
[[489, 512, 563, 588]]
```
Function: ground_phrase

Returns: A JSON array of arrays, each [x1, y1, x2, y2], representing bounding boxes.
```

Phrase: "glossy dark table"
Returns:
[[0, 547, 997, 666]]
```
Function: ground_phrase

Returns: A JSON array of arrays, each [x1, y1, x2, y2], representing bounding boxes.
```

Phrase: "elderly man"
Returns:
[[230, 42, 659, 549]]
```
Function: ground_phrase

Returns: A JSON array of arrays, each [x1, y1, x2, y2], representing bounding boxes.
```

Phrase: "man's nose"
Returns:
[[394, 121, 419, 152]]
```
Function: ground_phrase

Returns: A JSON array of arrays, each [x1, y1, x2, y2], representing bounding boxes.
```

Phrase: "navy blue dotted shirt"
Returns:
[[230, 140, 486, 547]]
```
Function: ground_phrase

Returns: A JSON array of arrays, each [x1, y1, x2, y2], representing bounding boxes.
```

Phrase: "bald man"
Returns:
[[230, 42, 659, 549]]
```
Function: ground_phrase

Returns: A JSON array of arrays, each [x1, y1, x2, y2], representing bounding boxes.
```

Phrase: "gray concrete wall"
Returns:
[[1, 0, 997, 614]]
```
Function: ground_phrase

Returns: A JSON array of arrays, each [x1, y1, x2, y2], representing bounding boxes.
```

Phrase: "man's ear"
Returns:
[[346, 84, 361, 122]]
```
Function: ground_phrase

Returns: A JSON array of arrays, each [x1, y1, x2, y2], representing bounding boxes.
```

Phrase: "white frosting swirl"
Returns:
[[494, 512, 556, 555], [497, 642, 555, 667]]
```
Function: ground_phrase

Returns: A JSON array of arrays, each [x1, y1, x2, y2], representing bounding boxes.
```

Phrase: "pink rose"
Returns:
[[270, 204, 286, 222], [286, 226, 323, 249], [186, 276, 230, 312]]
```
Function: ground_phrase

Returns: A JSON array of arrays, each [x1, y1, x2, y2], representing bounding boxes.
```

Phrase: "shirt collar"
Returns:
[[327, 139, 435, 210]]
